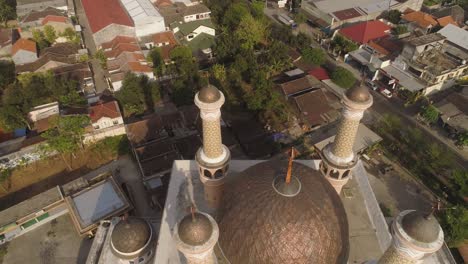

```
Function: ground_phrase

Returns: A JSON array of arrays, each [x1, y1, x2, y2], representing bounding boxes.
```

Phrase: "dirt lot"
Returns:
[[0, 146, 119, 210]]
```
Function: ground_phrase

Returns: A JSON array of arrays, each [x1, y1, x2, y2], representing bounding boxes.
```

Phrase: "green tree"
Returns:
[[147, 47, 165, 77], [331, 67, 356, 89], [301, 47, 326, 65], [41, 115, 90, 170], [32, 29, 49, 49], [222, 2, 250, 29], [169, 46, 196, 77], [235, 15, 267, 51], [60, 27, 80, 44], [211, 64, 226, 83], [420, 105, 439, 124], [0, 105, 31, 131], [294, 12, 307, 24], [94, 49, 107, 68], [439, 206, 468, 247], [0, 0, 14, 26], [294, 32, 312, 50], [385, 10, 401, 24], [115, 73, 160, 115], [452, 169, 468, 197], [456, 132, 468, 147], [43, 25, 57, 45], [393, 25, 408, 35], [0, 61, 15, 89]]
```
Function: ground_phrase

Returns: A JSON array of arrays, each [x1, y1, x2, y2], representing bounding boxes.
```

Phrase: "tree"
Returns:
[[294, 12, 307, 24], [456, 132, 468, 147], [0, 0, 14, 26], [32, 29, 49, 49], [211, 64, 226, 83], [439, 206, 468, 247], [0, 61, 15, 89], [0, 105, 31, 131], [452, 169, 468, 197], [43, 25, 57, 45], [294, 32, 312, 50], [41, 115, 90, 170], [385, 10, 401, 24], [147, 47, 165, 77], [393, 25, 408, 35], [60, 27, 80, 44], [235, 15, 267, 51], [331, 67, 356, 89], [169, 46, 196, 76], [222, 2, 250, 29], [331, 35, 358, 54], [420, 105, 439, 124], [115, 73, 160, 115], [301, 47, 326, 65], [94, 49, 107, 68]]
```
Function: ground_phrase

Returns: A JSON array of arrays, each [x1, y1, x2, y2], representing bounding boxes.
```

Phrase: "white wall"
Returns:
[[135, 17, 166, 38], [28, 102, 59, 122], [186, 25, 215, 41], [183, 12, 210, 23]]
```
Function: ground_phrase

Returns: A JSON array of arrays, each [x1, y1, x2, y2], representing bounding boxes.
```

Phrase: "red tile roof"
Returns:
[[104, 43, 141, 58], [437, 16, 458, 27], [41, 15, 68, 25], [402, 11, 438, 28], [82, 0, 133, 33], [308, 67, 330, 80], [89, 101, 121, 123], [152, 31, 177, 46], [101, 35, 138, 50], [12, 38, 37, 55], [338, 20, 391, 44], [279, 77, 312, 96], [126, 61, 152, 73]]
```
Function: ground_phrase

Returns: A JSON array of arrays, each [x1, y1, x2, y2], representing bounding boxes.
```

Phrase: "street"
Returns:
[[73, 0, 109, 93]]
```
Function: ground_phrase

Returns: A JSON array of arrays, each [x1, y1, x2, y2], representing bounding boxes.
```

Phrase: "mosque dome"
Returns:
[[111, 218, 152, 259], [345, 85, 371, 103], [217, 160, 349, 264], [198, 85, 221, 103], [177, 212, 213, 246], [401, 211, 441, 243]]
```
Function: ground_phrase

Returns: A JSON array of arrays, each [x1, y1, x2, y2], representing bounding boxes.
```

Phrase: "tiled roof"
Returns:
[[0, 28, 17, 48], [21, 7, 64, 23], [338, 20, 391, 44], [126, 115, 164, 146], [308, 67, 330, 81], [82, 0, 134, 33], [293, 89, 337, 127], [12, 38, 37, 55], [402, 11, 438, 28], [89, 101, 121, 123], [104, 43, 141, 58], [368, 39, 402, 57], [101, 36, 138, 50], [437, 16, 458, 27], [152, 31, 177, 46], [125, 61, 152, 72], [154, 0, 172, 8], [279, 76, 312, 96], [41, 15, 68, 25]]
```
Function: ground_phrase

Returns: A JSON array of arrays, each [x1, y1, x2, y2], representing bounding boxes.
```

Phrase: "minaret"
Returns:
[[174, 211, 219, 264], [319, 85, 373, 194], [376, 210, 444, 264], [194, 85, 230, 208]]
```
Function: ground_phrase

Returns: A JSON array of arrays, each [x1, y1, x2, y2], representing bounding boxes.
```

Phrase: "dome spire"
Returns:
[[285, 147, 298, 184]]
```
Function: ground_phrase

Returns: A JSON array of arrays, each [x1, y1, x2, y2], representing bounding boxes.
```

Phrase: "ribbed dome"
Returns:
[[345, 85, 370, 103], [178, 212, 213, 246], [402, 211, 440, 243], [217, 160, 349, 264], [198, 85, 221, 103], [111, 218, 151, 257]]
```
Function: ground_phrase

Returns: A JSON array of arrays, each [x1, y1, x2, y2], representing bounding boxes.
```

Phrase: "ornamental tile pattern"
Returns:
[[332, 117, 360, 159], [202, 119, 222, 158], [217, 161, 349, 264], [378, 247, 416, 264]]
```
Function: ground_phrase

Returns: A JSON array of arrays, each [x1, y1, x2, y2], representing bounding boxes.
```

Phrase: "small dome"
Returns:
[[178, 212, 213, 246], [198, 85, 221, 103], [345, 85, 370, 103], [402, 211, 440, 243], [111, 218, 151, 255], [218, 160, 349, 264]]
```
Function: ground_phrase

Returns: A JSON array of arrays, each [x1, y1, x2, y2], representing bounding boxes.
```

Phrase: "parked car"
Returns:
[[380, 88, 392, 98], [366, 80, 379, 90]]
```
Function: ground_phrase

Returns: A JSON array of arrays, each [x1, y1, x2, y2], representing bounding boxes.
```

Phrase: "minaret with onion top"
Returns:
[[319, 85, 373, 194], [194, 85, 230, 208], [368, 210, 444, 264]]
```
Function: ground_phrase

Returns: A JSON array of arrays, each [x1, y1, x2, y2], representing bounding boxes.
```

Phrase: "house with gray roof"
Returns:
[[16, 0, 68, 18]]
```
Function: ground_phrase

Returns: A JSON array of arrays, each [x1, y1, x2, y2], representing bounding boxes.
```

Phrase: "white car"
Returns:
[[380, 89, 392, 98]]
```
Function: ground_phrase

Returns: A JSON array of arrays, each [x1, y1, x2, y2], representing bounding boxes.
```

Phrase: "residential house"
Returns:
[[20, 7, 65, 28], [16, 0, 68, 17], [300, 0, 423, 30], [334, 20, 391, 46], [28, 102, 60, 133], [52, 63, 94, 93], [172, 19, 215, 56], [84, 101, 126, 143], [81, 0, 135, 47], [142, 31, 178, 62], [434, 88, 468, 136], [11, 38, 38, 65], [20, 14, 75, 43], [15, 42, 80, 73], [432, 5, 465, 27], [0, 28, 20, 58], [401, 10, 438, 34]]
